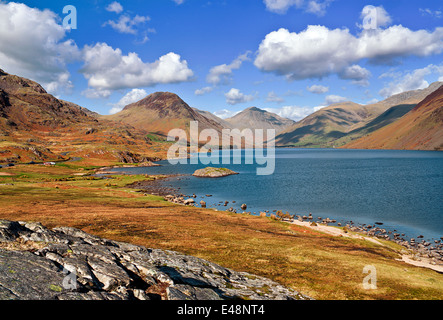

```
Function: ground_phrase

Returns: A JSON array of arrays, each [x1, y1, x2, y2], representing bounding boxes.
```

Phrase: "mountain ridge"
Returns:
[[343, 84, 443, 150], [275, 82, 443, 148]]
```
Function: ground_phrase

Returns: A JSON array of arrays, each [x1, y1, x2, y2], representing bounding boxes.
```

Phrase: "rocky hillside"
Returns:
[[0, 69, 167, 164], [0, 220, 308, 300], [343, 84, 443, 151]]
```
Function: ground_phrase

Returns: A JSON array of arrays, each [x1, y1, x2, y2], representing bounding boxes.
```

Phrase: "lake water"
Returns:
[[110, 149, 443, 242]]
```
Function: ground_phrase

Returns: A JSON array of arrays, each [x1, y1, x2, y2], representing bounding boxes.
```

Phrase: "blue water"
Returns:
[[110, 149, 443, 242]]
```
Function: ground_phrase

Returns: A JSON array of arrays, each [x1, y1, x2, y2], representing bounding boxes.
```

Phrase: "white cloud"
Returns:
[[106, 1, 123, 14], [306, 0, 333, 17], [325, 95, 348, 105], [0, 2, 81, 94], [359, 5, 392, 30], [339, 65, 371, 86], [109, 88, 147, 114], [264, 105, 314, 121], [255, 22, 443, 82], [307, 84, 329, 94], [224, 88, 255, 105], [263, 0, 332, 16], [82, 88, 112, 99], [172, 0, 185, 4], [80, 43, 194, 92], [379, 64, 443, 98], [206, 52, 251, 85], [263, 0, 303, 14], [103, 14, 150, 34], [266, 91, 285, 103], [214, 109, 240, 119], [194, 86, 214, 96]]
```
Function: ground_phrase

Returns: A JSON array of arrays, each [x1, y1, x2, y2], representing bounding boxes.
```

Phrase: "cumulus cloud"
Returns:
[[103, 14, 150, 34], [0, 2, 80, 94], [379, 64, 443, 98], [80, 43, 194, 92], [325, 95, 348, 105], [307, 84, 329, 94], [224, 88, 255, 105], [264, 105, 314, 121], [339, 65, 371, 86], [359, 5, 392, 30], [206, 52, 251, 86], [106, 1, 123, 14], [263, 0, 332, 16], [109, 88, 147, 114], [255, 22, 443, 82]]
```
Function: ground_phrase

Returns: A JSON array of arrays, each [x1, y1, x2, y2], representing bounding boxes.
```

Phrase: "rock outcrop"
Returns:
[[0, 220, 309, 300], [192, 167, 239, 178]]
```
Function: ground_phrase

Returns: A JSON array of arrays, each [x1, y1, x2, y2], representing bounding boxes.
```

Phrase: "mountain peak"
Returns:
[[0, 69, 47, 94], [245, 106, 264, 112], [123, 91, 185, 112], [226, 106, 295, 133]]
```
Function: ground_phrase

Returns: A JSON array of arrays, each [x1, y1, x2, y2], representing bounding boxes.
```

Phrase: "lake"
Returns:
[[110, 148, 443, 242]]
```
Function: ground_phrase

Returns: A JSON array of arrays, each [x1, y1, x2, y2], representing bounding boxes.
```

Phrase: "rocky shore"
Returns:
[[0, 220, 310, 300], [158, 191, 443, 273], [105, 170, 443, 273]]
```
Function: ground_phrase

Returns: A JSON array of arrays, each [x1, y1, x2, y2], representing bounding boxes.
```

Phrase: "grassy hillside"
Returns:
[[344, 86, 443, 151]]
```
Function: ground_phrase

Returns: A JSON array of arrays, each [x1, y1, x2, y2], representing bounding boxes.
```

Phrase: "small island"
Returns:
[[192, 167, 239, 178]]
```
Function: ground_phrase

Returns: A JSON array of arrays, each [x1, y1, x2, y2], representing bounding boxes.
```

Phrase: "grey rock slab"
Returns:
[[0, 249, 72, 300]]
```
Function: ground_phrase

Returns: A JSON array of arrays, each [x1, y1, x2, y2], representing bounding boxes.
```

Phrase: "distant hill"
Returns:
[[225, 107, 295, 134], [0, 69, 166, 164], [104, 92, 225, 142], [274, 102, 367, 147], [275, 82, 443, 148], [343, 84, 443, 151], [192, 108, 233, 129]]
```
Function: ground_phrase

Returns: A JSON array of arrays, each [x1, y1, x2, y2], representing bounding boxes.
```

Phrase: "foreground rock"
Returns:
[[0, 220, 309, 300], [192, 167, 239, 178]]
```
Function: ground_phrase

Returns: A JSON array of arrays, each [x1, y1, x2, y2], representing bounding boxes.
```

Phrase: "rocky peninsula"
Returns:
[[0, 220, 309, 300]]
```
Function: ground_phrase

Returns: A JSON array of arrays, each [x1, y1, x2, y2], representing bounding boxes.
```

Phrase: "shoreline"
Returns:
[[101, 165, 443, 274]]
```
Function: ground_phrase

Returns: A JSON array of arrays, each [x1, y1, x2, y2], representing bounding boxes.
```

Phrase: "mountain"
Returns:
[[343, 84, 443, 151], [0, 69, 165, 164], [104, 92, 225, 141], [192, 108, 233, 129], [275, 82, 443, 148], [225, 107, 295, 134], [274, 102, 368, 147]]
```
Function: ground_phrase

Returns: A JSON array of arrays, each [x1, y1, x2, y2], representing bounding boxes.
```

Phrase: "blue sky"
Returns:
[[0, 0, 442, 120]]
